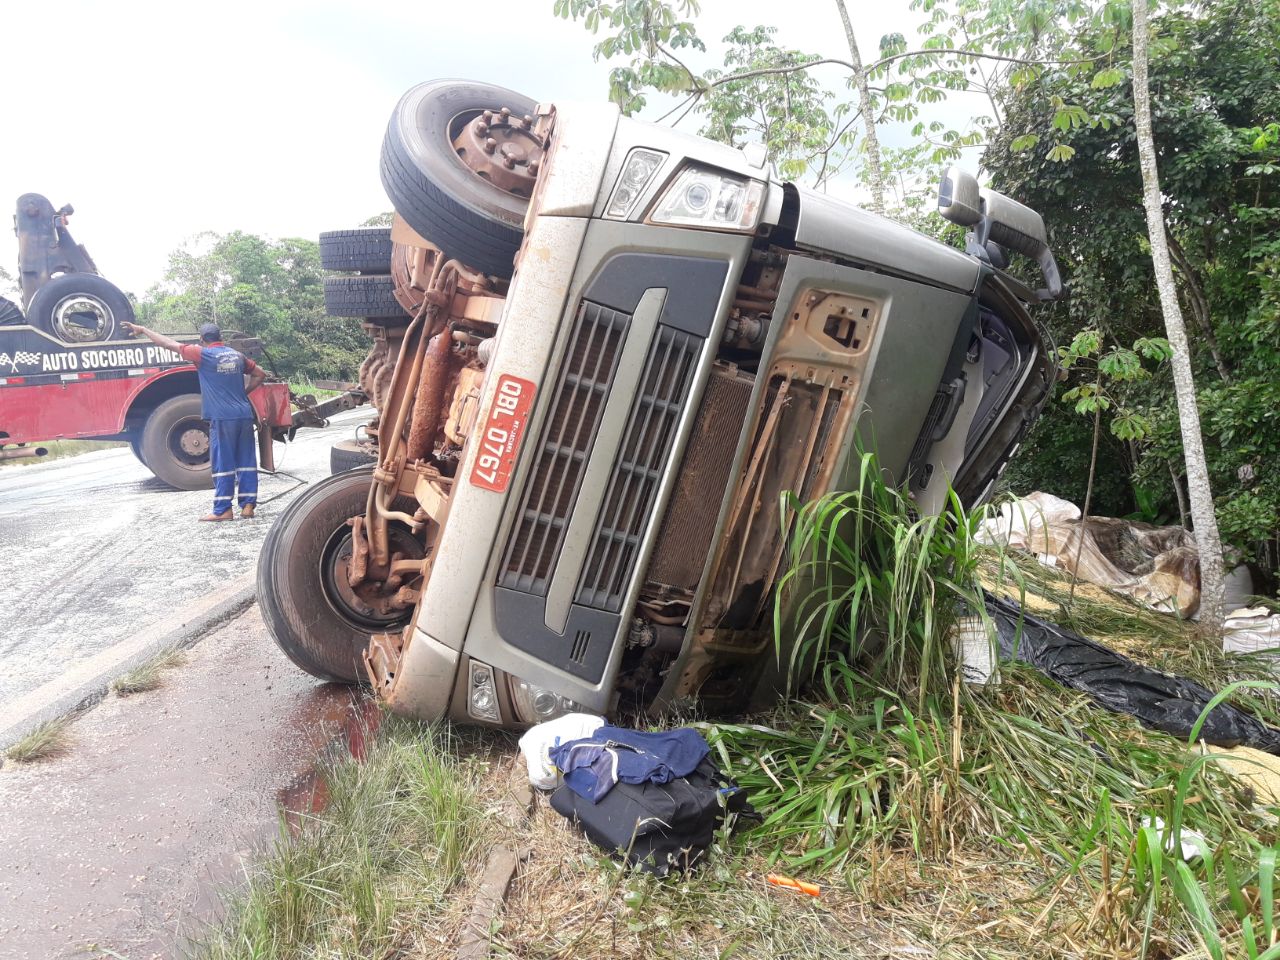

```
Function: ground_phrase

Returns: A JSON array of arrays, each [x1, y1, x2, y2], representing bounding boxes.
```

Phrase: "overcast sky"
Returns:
[[0, 0, 975, 295]]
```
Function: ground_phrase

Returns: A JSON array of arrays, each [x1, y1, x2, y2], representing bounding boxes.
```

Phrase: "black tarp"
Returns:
[[984, 593, 1280, 754]]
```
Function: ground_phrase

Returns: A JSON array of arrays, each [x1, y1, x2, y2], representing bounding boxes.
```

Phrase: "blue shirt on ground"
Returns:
[[550, 726, 711, 803]]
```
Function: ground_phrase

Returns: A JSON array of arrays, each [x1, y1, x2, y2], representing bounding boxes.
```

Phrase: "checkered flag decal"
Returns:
[[0, 351, 40, 373]]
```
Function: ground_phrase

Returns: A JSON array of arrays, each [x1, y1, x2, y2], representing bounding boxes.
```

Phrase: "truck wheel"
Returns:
[[330, 438, 378, 474], [323, 275, 407, 318], [380, 79, 539, 279], [140, 395, 212, 490], [319, 228, 394, 273], [26, 273, 135, 343], [258, 467, 422, 683]]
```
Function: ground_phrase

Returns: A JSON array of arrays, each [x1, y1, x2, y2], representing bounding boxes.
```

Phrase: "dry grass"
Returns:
[[496, 803, 904, 960], [110, 647, 187, 696], [4, 716, 74, 764]]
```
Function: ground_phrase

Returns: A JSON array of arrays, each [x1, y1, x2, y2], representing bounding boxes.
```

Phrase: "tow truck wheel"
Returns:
[[258, 467, 420, 684], [140, 394, 212, 490], [26, 273, 134, 343], [381, 79, 539, 279]]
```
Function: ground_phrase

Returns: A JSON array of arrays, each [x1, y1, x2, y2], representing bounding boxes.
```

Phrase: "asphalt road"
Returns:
[[0, 606, 363, 959], [0, 410, 370, 709]]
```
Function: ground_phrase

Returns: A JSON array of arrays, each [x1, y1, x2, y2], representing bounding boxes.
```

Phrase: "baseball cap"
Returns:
[[199, 322, 222, 342]]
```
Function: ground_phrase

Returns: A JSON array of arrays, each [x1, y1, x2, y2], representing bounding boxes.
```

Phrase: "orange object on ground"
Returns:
[[766, 873, 821, 897]]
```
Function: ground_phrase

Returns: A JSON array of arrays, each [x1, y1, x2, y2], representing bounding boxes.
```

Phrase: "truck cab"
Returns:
[[259, 79, 1061, 729]]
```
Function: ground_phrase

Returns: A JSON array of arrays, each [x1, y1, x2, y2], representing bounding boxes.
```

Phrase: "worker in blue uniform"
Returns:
[[122, 321, 268, 520]]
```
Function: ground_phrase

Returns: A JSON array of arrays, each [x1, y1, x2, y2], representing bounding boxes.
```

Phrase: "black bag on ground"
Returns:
[[550, 756, 752, 876]]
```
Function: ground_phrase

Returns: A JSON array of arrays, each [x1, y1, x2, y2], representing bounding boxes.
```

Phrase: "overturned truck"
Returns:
[[259, 79, 1063, 728]]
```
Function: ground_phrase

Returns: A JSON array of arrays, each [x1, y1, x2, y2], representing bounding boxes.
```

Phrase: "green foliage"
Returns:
[[4, 715, 73, 764], [698, 26, 847, 185], [984, 0, 1280, 585], [1057, 327, 1169, 440], [776, 451, 988, 706], [553, 0, 705, 114], [1001, 400, 1138, 515], [557, 2, 852, 185], [136, 231, 367, 381], [708, 463, 1280, 951]]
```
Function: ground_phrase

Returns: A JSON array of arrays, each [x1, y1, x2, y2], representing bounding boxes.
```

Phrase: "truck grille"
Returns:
[[645, 364, 755, 592], [498, 300, 630, 595], [575, 327, 701, 611]]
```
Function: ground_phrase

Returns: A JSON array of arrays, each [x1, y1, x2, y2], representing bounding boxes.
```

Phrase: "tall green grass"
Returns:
[[198, 717, 487, 960], [774, 452, 988, 707], [708, 454, 1280, 955]]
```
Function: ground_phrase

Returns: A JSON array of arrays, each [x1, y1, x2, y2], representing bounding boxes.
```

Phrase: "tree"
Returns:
[[696, 26, 849, 184], [988, 0, 1280, 595], [1057, 328, 1172, 599], [555, 0, 1090, 211], [1130, 0, 1226, 630], [137, 232, 367, 381], [833, 0, 886, 213]]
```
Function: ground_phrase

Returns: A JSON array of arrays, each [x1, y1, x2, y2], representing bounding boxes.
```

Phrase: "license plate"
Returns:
[[469, 374, 537, 493]]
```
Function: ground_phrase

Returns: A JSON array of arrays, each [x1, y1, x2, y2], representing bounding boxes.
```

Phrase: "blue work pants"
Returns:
[[210, 418, 258, 514]]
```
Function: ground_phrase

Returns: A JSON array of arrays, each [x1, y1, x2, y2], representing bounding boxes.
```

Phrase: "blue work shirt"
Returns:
[[179, 342, 259, 421]]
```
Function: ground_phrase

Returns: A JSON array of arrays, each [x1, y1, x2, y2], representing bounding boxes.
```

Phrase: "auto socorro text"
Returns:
[[37, 345, 183, 372]]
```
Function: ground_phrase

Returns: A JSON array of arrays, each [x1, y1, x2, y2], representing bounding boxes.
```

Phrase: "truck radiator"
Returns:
[[575, 327, 703, 611], [644, 363, 755, 593], [498, 300, 630, 595]]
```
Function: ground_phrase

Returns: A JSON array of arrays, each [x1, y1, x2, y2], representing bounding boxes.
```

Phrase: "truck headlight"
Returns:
[[605, 148, 667, 220], [467, 661, 501, 723], [509, 676, 581, 724], [649, 163, 764, 231]]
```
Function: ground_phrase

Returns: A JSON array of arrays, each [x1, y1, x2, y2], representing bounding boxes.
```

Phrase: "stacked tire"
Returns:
[[320, 228, 406, 322], [320, 227, 401, 475]]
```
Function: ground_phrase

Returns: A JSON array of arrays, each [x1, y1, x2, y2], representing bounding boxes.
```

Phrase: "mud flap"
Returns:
[[256, 415, 275, 473]]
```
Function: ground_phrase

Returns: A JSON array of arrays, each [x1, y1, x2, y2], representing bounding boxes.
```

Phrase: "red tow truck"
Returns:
[[0, 193, 362, 486]]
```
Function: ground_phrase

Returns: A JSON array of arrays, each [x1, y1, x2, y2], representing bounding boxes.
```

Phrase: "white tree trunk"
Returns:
[[834, 0, 887, 215], [1131, 0, 1227, 633]]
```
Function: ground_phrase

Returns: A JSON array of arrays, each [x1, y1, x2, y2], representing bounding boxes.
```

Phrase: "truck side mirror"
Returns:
[[938, 166, 983, 227], [979, 187, 1048, 259], [936, 169, 1066, 302]]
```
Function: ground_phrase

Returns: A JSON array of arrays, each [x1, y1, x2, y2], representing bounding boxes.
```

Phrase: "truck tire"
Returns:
[[380, 79, 538, 279], [319, 228, 394, 273], [330, 438, 378, 474], [140, 394, 212, 490], [129, 437, 148, 467], [258, 467, 422, 683], [26, 273, 135, 343], [323, 275, 407, 319]]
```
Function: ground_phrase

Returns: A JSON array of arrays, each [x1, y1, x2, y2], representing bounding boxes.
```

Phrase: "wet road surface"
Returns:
[[0, 411, 369, 709], [0, 606, 369, 960]]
